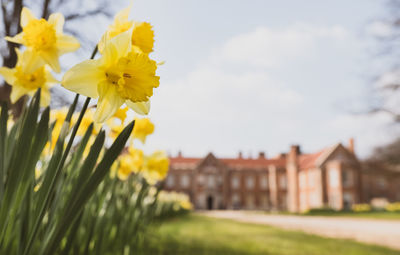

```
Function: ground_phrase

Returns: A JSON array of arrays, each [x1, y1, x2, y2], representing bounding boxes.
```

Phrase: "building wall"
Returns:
[[165, 144, 399, 211]]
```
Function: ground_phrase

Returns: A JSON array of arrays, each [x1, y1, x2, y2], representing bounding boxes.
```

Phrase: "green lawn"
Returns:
[[137, 214, 400, 255], [301, 211, 400, 220]]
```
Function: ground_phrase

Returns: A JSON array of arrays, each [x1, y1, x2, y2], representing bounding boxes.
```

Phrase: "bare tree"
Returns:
[[368, 0, 400, 122]]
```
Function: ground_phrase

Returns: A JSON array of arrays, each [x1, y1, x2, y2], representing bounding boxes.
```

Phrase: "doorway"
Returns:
[[207, 196, 214, 210]]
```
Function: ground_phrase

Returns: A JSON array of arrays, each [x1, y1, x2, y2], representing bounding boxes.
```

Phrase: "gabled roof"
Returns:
[[169, 154, 285, 170], [298, 143, 356, 170], [220, 158, 285, 168], [298, 149, 327, 169]]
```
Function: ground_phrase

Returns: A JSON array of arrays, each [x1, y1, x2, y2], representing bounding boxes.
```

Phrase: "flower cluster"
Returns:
[[62, 6, 160, 122], [0, 7, 79, 106]]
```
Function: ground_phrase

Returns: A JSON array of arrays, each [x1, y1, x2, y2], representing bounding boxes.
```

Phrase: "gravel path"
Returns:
[[201, 210, 400, 251]]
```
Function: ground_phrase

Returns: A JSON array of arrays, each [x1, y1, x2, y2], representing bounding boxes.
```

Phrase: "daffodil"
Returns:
[[116, 148, 143, 180], [141, 151, 169, 184], [5, 7, 80, 73], [44, 108, 69, 153], [72, 108, 99, 136], [0, 49, 58, 106], [98, 6, 154, 55], [113, 107, 129, 123], [133, 117, 154, 144], [62, 28, 159, 123]]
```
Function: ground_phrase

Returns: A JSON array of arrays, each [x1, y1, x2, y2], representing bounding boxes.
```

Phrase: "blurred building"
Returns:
[[164, 139, 399, 212]]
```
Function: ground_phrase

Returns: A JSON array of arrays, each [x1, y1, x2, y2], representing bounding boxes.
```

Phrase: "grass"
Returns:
[[301, 210, 400, 220], [137, 214, 400, 255]]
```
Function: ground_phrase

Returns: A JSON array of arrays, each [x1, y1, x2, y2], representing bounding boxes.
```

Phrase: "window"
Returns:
[[308, 170, 315, 188], [232, 193, 241, 209], [299, 172, 307, 189], [246, 176, 255, 189], [231, 176, 240, 189], [197, 174, 205, 185], [246, 195, 255, 209], [342, 170, 353, 188], [260, 175, 268, 189], [279, 176, 287, 189], [166, 175, 174, 187], [377, 177, 387, 189], [308, 192, 319, 207], [180, 174, 190, 188], [207, 175, 216, 188], [260, 195, 269, 209], [328, 168, 339, 188]]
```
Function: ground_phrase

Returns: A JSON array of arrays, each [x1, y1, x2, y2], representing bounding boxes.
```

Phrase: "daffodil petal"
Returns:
[[62, 60, 103, 98], [40, 49, 60, 73], [19, 49, 45, 73], [56, 34, 80, 54], [10, 86, 29, 103], [98, 32, 108, 54], [48, 13, 64, 34], [109, 28, 132, 60], [40, 86, 51, 107], [126, 100, 150, 115], [45, 69, 59, 86], [0, 67, 16, 85], [5, 33, 25, 44], [114, 6, 131, 23], [94, 81, 124, 123], [20, 7, 36, 27]]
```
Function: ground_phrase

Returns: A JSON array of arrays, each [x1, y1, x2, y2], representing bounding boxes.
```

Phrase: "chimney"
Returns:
[[177, 151, 182, 158], [258, 151, 266, 159], [289, 145, 301, 162], [238, 151, 243, 159], [348, 138, 355, 154]]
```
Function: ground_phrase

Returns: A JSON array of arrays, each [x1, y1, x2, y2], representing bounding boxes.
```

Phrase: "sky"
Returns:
[[65, 0, 399, 159]]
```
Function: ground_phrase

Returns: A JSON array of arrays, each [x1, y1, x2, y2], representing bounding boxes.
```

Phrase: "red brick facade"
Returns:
[[164, 141, 400, 212]]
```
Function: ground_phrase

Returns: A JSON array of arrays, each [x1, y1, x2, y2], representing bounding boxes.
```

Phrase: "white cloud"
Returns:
[[366, 21, 393, 38], [218, 24, 349, 68], [146, 23, 392, 158]]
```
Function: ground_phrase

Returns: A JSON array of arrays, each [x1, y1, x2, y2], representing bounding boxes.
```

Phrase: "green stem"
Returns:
[[22, 45, 98, 255]]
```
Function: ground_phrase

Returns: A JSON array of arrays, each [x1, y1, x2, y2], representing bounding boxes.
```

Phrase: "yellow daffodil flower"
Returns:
[[0, 49, 58, 106], [5, 7, 80, 73], [62, 28, 159, 123], [72, 108, 99, 136], [98, 6, 154, 55], [141, 151, 169, 184], [44, 108, 69, 153], [133, 117, 154, 144], [113, 107, 129, 123], [116, 148, 143, 180]]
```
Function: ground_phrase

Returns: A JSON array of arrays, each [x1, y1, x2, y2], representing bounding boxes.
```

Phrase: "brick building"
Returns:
[[164, 140, 398, 212]]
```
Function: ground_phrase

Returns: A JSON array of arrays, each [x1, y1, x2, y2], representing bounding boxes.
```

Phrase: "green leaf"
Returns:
[[42, 120, 135, 255], [0, 102, 8, 203]]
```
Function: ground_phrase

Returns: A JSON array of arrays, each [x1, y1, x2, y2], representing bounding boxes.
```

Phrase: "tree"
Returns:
[[367, 0, 400, 122]]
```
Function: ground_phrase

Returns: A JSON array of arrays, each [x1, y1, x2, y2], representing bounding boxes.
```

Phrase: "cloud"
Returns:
[[366, 21, 393, 38], [218, 23, 349, 68], [147, 23, 390, 158]]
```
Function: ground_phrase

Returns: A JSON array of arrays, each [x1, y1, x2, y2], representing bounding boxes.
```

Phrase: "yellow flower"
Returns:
[[44, 108, 69, 152], [116, 148, 144, 180], [72, 108, 99, 136], [98, 6, 154, 55], [133, 117, 154, 144], [62, 29, 159, 123], [5, 7, 80, 73], [113, 107, 129, 123], [141, 151, 169, 184], [0, 49, 58, 106]]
